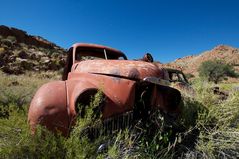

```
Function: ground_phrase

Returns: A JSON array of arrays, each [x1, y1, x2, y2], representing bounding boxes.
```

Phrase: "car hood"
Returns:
[[72, 60, 165, 80]]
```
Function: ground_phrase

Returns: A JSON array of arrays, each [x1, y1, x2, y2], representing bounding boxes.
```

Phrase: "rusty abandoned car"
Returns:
[[28, 43, 182, 136]]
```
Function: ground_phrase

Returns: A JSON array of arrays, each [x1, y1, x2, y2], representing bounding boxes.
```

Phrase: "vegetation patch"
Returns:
[[0, 71, 239, 158], [198, 60, 238, 84]]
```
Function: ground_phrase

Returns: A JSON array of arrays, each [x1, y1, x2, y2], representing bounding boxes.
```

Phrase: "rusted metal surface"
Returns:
[[28, 43, 182, 136], [72, 60, 164, 79], [28, 81, 70, 136]]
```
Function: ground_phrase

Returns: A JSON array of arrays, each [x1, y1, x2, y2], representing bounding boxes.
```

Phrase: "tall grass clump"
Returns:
[[180, 79, 239, 158], [0, 105, 67, 159], [0, 71, 59, 118], [195, 90, 239, 158]]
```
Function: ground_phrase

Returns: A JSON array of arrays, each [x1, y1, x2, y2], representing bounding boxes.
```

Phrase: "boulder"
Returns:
[[40, 56, 50, 64], [29, 53, 37, 60], [2, 53, 10, 63], [9, 55, 16, 62], [17, 50, 29, 59], [1, 64, 24, 74], [16, 58, 34, 70], [1, 39, 13, 47], [48, 60, 58, 70]]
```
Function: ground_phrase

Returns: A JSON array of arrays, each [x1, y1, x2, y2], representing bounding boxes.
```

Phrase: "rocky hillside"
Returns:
[[164, 45, 239, 77], [0, 25, 66, 74]]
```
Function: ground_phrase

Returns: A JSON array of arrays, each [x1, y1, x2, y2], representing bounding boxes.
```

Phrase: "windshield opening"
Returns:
[[169, 72, 187, 83], [75, 47, 126, 61]]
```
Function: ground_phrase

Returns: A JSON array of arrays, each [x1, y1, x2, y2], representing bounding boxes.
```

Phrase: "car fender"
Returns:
[[66, 75, 136, 120], [28, 81, 69, 136]]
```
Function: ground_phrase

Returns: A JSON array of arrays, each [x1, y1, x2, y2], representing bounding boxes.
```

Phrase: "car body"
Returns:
[[28, 43, 181, 136]]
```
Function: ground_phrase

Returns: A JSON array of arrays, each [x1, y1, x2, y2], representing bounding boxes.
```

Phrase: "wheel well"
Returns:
[[133, 82, 153, 120], [75, 89, 105, 119]]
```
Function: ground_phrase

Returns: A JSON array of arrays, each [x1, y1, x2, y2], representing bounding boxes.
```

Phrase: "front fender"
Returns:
[[28, 81, 69, 136], [66, 80, 97, 118], [66, 75, 136, 120]]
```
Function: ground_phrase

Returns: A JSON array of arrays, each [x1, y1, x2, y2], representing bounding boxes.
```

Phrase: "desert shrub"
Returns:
[[0, 107, 67, 159], [19, 42, 28, 49], [6, 36, 17, 43], [185, 73, 195, 79], [198, 60, 238, 84], [1, 39, 13, 47], [0, 36, 17, 47]]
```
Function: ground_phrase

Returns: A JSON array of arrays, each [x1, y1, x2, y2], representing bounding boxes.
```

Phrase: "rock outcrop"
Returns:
[[0, 25, 66, 74]]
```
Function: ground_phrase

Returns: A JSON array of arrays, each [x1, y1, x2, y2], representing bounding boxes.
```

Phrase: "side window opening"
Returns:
[[62, 48, 73, 80]]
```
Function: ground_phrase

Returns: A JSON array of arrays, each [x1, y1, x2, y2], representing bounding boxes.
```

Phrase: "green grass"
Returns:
[[0, 71, 60, 118], [0, 71, 239, 158]]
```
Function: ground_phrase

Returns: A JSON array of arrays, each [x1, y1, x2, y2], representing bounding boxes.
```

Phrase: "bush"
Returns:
[[198, 60, 238, 84], [6, 36, 17, 43], [0, 108, 67, 159], [185, 73, 195, 79]]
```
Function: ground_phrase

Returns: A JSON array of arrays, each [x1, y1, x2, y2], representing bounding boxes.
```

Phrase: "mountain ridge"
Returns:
[[0, 25, 62, 50], [163, 45, 239, 77]]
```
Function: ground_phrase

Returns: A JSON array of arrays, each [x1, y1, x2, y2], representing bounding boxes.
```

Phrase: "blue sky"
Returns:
[[0, 0, 239, 63]]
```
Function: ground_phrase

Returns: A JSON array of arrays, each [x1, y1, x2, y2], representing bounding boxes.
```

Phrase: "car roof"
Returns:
[[71, 43, 127, 59], [165, 68, 183, 73]]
